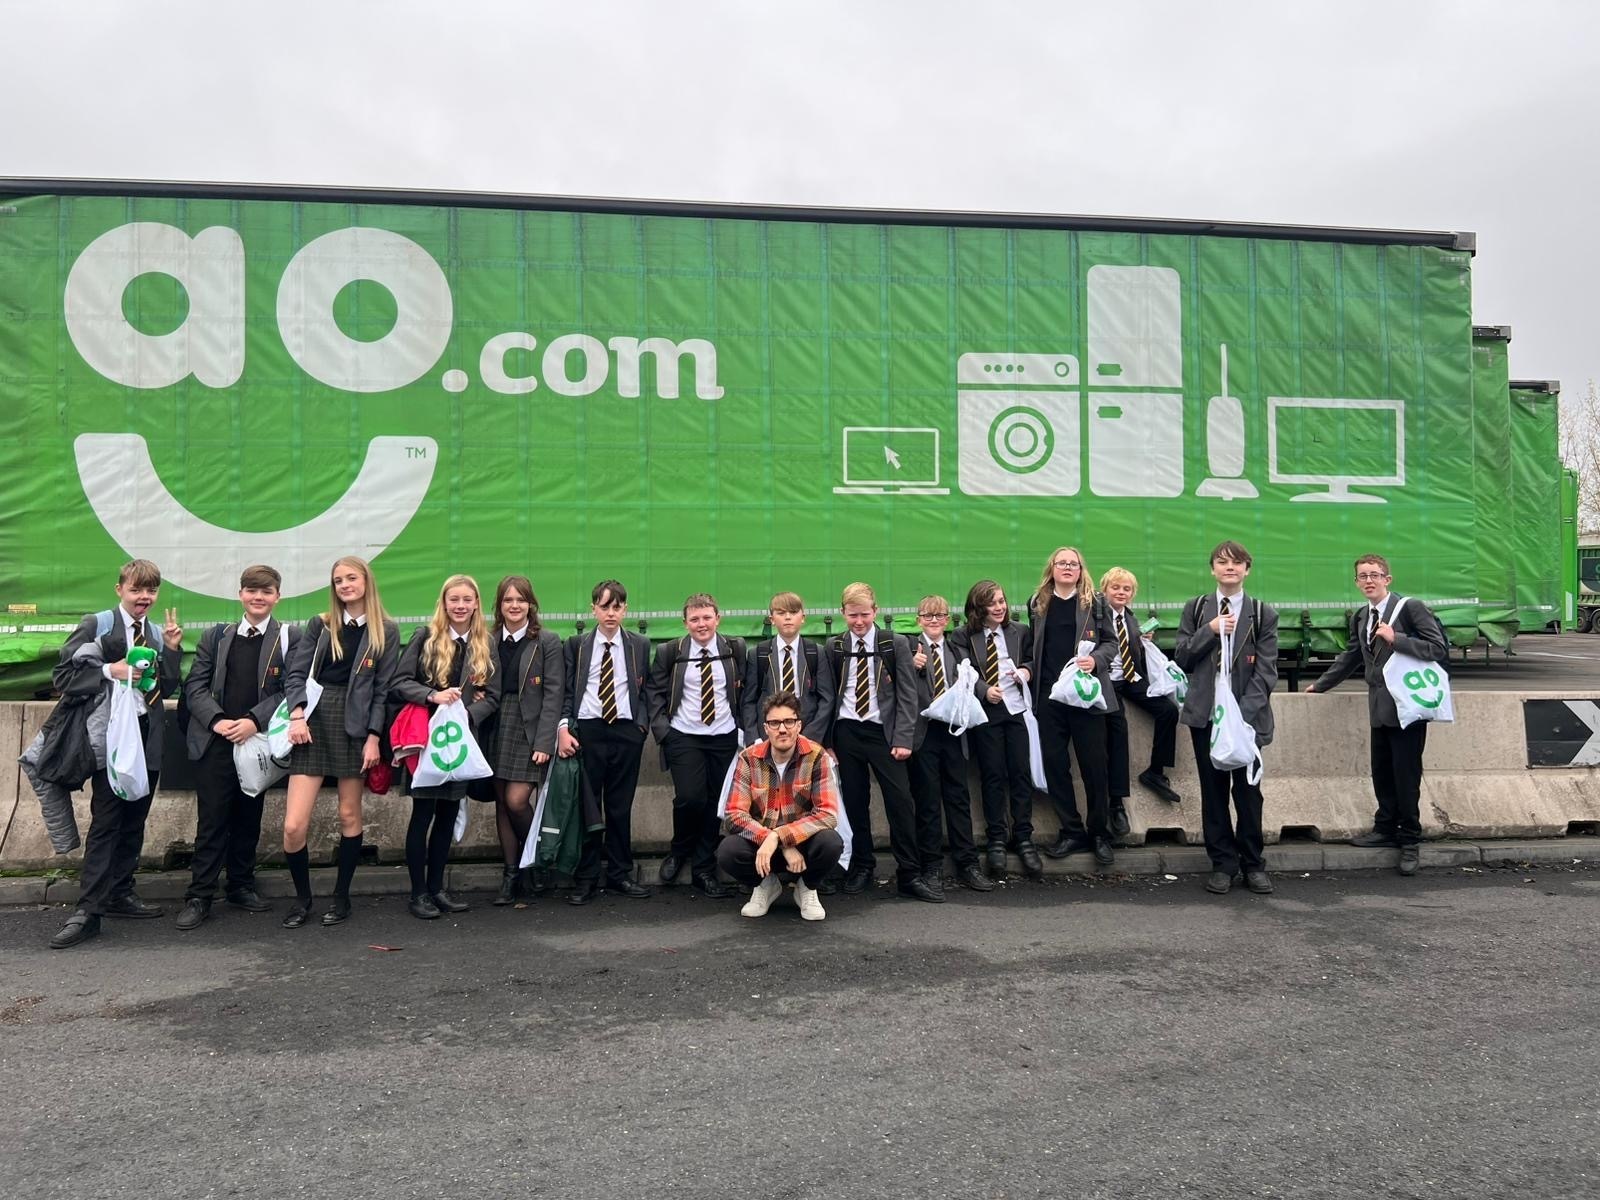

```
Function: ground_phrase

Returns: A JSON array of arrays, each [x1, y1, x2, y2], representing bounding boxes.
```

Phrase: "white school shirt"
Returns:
[[671, 638, 737, 736], [836, 627, 883, 725], [577, 631, 633, 722], [982, 626, 1027, 715]]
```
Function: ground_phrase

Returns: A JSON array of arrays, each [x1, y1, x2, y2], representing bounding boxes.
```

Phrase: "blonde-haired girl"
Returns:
[[390, 574, 499, 920], [282, 556, 401, 928]]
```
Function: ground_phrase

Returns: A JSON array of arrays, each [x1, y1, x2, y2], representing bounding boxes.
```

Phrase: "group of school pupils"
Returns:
[[45, 538, 1451, 948]]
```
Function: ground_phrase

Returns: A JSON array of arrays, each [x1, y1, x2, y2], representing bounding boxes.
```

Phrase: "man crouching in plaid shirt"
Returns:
[[715, 691, 845, 921]]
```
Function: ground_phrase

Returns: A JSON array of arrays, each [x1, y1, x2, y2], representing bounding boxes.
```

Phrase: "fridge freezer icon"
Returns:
[[1084, 265, 1185, 498], [956, 265, 1186, 498]]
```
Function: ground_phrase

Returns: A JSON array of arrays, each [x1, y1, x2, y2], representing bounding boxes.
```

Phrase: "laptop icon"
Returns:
[[833, 426, 950, 495]]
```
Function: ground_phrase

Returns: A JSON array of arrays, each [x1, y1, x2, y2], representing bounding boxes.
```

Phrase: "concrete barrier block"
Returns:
[[1261, 776, 1376, 842], [0, 702, 25, 857], [1272, 691, 1371, 777], [0, 875, 49, 905], [1321, 844, 1406, 871], [1421, 774, 1580, 840]]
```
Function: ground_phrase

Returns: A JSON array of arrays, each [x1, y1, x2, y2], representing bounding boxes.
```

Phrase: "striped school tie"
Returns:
[[133, 623, 160, 706], [931, 642, 947, 697], [598, 640, 618, 723], [1116, 612, 1140, 683], [984, 632, 1000, 688], [781, 645, 796, 695], [699, 648, 716, 724], [1216, 597, 1230, 668], [854, 639, 870, 718]]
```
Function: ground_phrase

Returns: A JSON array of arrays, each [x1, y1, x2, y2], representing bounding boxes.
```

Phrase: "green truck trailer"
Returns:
[[0, 179, 1570, 695]]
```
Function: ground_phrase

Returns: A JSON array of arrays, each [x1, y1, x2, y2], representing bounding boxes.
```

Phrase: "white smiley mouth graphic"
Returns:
[[74, 434, 437, 599]]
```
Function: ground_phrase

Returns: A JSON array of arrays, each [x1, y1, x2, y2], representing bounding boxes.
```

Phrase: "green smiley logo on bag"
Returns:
[[1210, 704, 1224, 749], [1403, 667, 1445, 709], [1074, 675, 1100, 703], [429, 721, 469, 771], [267, 703, 291, 737], [109, 748, 129, 799]]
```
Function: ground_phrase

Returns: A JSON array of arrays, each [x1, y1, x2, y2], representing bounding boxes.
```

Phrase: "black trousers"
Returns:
[[968, 715, 1034, 845], [908, 721, 977, 870], [406, 797, 460, 896], [79, 763, 159, 916], [574, 719, 646, 884], [1190, 725, 1265, 873], [716, 828, 845, 888], [185, 738, 264, 900], [832, 717, 921, 882], [1106, 678, 1180, 798], [1371, 722, 1427, 846], [663, 730, 740, 875], [1039, 698, 1111, 842]]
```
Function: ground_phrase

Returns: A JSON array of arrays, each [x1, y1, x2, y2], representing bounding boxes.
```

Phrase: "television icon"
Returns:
[[1266, 396, 1406, 504], [833, 426, 950, 495]]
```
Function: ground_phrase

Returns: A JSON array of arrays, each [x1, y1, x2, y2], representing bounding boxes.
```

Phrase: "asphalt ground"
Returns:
[[2, 861, 1597, 1200], [1431, 630, 1600, 692]]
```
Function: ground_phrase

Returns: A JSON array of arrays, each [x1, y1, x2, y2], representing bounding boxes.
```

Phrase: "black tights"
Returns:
[[406, 797, 459, 897]]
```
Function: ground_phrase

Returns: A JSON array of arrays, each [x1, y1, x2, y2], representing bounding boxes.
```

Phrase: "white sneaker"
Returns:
[[741, 874, 782, 918], [794, 878, 826, 922]]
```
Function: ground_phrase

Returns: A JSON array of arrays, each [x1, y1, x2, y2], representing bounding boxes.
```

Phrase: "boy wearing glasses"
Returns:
[[1305, 554, 1449, 876], [716, 692, 845, 921], [910, 596, 990, 892]]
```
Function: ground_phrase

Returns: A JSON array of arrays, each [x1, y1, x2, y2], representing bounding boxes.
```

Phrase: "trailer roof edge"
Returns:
[[0, 177, 1476, 252]]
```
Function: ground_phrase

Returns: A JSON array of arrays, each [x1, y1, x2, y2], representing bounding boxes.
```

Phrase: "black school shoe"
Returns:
[[175, 898, 211, 931], [49, 910, 101, 949], [104, 894, 164, 919], [226, 889, 272, 912], [1138, 769, 1182, 805]]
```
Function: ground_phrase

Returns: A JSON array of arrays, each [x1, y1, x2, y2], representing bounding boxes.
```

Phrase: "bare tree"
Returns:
[[1561, 378, 1600, 536]]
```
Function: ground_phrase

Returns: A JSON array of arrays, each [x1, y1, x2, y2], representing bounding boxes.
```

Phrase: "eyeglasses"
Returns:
[[762, 718, 802, 731], [917, 612, 949, 622], [1355, 573, 1389, 582], [1053, 560, 1082, 570]]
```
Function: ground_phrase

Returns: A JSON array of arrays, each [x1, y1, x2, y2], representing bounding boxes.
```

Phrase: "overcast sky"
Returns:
[[4, 0, 1596, 400]]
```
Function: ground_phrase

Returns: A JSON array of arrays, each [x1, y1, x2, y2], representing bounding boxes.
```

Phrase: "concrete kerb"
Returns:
[[5, 839, 1598, 909]]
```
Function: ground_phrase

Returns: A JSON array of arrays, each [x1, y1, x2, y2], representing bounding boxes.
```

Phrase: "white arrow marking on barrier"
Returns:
[[1564, 700, 1600, 766], [74, 433, 437, 600]]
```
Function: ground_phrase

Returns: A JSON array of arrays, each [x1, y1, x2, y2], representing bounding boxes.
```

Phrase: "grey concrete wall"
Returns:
[[4, 692, 1599, 872]]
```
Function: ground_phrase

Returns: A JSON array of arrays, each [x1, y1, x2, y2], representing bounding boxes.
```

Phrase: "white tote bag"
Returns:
[[921, 659, 989, 736], [1209, 623, 1263, 783], [1018, 686, 1049, 791], [233, 733, 289, 797], [1049, 639, 1109, 712], [1379, 598, 1455, 728], [1142, 639, 1187, 703], [410, 699, 493, 789], [105, 679, 150, 802]]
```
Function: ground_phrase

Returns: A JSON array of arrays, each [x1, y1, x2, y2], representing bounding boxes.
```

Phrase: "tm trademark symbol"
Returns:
[[406, 445, 428, 459]]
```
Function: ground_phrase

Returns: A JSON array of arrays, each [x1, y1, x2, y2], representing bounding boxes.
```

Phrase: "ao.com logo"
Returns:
[[64, 222, 725, 600]]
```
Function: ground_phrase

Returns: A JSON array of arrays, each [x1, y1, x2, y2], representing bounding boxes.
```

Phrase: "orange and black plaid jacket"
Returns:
[[723, 736, 840, 848]]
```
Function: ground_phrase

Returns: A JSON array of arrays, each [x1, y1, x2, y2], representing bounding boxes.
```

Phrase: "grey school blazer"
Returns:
[[1173, 593, 1279, 745], [182, 617, 298, 761], [1310, 594, 1449, 728], [283, 615, 402, 740]]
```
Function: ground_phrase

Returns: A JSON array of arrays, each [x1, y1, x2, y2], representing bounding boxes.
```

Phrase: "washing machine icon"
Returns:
[[957, 352, 1081, 496]]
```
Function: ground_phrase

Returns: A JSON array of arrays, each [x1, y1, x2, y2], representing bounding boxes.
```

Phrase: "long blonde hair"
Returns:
[[423, 574, 493, 688], [324, 556, 388, 660], [1032, 545, 1095, 617]]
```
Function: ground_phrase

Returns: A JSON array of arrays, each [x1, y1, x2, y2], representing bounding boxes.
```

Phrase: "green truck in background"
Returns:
[[0, 180, 1573, 696]]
